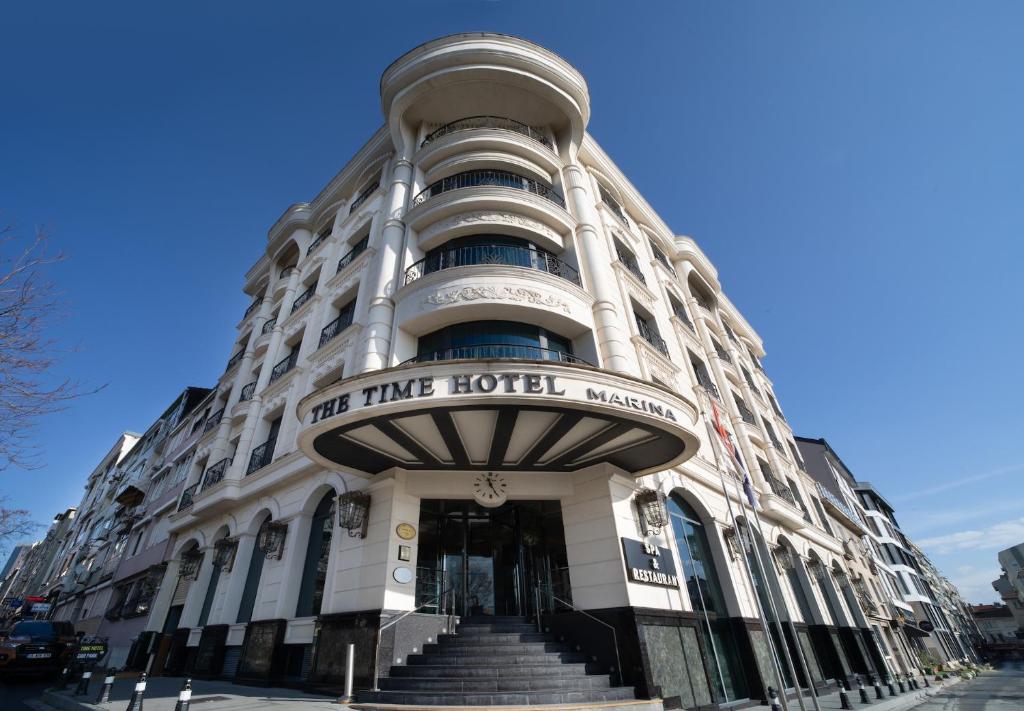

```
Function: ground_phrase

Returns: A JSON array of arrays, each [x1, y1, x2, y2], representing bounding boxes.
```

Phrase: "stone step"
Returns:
[[406, 651, 590, 666], [422, 641, 570, 655], [453, 623, 538, 635], [460, 615, 531, 625], [440, 631, 553, 644], [389, 662, 601, 679], [354, 686, 637, 706], [377, 675, 613, 692]]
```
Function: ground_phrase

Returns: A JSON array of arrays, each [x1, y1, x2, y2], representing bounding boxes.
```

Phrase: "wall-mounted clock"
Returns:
[[473, 472, 508, 508]]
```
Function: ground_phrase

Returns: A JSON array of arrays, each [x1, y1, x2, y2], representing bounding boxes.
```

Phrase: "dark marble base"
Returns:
[[235, 619, 287, 685], [192, 624, 229, 679]]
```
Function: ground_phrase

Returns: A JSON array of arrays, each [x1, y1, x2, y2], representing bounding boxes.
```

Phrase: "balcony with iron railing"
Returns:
[[817, 482, 866, 529], [243, 298, 262, 320], [671, 304, 695, 332], [735, 398, 756, 425], [337, 236, 369, 275], [763, 471, 798, 507], [713, 340, 732, 364], [421, 116, 553, 150], [292, 284, 315, 313], [201, 458, 232, 492], [224, 350, 244, 373], [615, 244, 646, 285], [247, 438, 277, 475], [269, 350, 299, 385], [599, 185, 627, 224], [694, 370, 720, 400], [178, 483, 198, 511], [202, 408, 224, 434], [403, 344, 592, 367], [404, 243, 580, 287], [349, 179, 380, 214], [411, 169, 565, 210], [651, 247, 676, 276], [239, 382, 257, 402], [306, 230, 330, 256], [319, 310, 355, 349], [635, 318, 669, 357], [261, 317, 277, 335]]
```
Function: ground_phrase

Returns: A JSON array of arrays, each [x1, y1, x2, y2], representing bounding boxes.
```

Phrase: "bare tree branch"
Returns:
[[0, 223, 104, 471], [0, 496, 41, 557]]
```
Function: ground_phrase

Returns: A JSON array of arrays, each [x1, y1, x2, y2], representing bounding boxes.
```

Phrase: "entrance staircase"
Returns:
[[356, 615, 637, 706]]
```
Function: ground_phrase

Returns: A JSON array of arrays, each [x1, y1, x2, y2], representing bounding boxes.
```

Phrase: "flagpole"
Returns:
[[697, 392, 792, 711]]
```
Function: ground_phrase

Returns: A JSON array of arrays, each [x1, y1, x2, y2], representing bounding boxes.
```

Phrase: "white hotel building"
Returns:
[[151, 34, 903, 708]]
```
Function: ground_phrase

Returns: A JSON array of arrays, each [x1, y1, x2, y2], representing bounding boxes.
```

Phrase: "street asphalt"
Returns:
[[908, 664, 1024, 711]]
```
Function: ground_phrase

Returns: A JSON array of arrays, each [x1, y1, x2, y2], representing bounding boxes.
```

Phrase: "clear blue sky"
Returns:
[[2, 1, 1022, 602]]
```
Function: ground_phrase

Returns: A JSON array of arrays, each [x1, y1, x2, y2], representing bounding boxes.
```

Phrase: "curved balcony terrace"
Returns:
[[411, 169, 565, 210], [404, 242, 580, 287]]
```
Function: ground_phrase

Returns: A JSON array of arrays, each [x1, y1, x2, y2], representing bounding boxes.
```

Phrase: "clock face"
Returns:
[[473, 472, 508, 507]]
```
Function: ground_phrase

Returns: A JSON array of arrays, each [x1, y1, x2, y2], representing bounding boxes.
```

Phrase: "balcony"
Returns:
[[735, 398, 756, 425], [651, 247, 676, 276], [411, 170, 565, 210], [177, 484, 198, 511], [599, 185, 627, 225], [764, 472, 797, 506], [695, 373, 720, 400], [292, 284, 315, 313], [616, 249, 646, 285], [261, 317, 276, 335], [818, 482, 867, 531], [247, 438, 276, 475], [713, 340, 732, 364], [404, 344, 592, 367], [421, 115, 553, 150], [201, 458, 232, 492], [224, 350, 244, 373], [306, 230, 330, 256], [405, 243, 580, 287], [349, 179, 380, 215], [635, 318, 669, 357], [239, 382, 257, 402], [202, 408, 224, 434], [269, 350, 299, 384], [319, 310, 354, 349], [337, 236, 369, 275], [243, 298, 262, 320]]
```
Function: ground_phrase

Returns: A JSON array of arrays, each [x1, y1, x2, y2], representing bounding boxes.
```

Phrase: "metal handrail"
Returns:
[[405, 243, 580, 286], [421, 115, 553, 149], [403, 344, 592, 367], [539, 586, 623, 687], [411, 169, 565, 209], [372, 583, 456, 691]]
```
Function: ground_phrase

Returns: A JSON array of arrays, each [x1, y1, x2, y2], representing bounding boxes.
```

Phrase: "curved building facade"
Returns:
[[147, 34, 915, 707]]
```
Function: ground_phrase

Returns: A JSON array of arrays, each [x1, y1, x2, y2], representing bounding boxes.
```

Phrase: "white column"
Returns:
[[179, 549, 215, 629], [211, 533, 256, 626], [144, 559, 180, 633], [273, 514, 313, 620], [360, 151, 414, 372], [562, 163, 637, 375]]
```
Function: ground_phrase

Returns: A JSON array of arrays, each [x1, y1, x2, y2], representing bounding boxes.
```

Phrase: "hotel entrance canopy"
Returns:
[[296, 360, 701, 477]]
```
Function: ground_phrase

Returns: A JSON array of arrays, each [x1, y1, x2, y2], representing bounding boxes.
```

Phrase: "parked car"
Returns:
[[0, 620, 77, 675]]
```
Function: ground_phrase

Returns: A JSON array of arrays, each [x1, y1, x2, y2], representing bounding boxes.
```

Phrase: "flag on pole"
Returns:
[[709, 399, 760, 510]]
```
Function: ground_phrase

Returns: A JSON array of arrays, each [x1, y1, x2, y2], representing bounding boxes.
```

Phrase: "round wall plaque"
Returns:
[[393, 566, 413, 584], [396, 523, 416, 540]]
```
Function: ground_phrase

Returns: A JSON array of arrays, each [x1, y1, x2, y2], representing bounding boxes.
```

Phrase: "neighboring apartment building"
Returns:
[[795, 437, 919, 681], [126, 33, 918, 707], [0, 509, 78, 618], [993, 543, 1024, 630]]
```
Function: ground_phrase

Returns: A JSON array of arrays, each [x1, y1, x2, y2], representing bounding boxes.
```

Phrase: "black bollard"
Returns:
[[910, 674, 919, 690], [897, 673, 906, 693], [856, 674, 870, 704], [173, 678, 192, 711], [838, 679, 853, 710], [767, 685, 783, 711], [887, 675, 897, 696], [56, 666, 71, 690], [125, 671, 147, 711], [74, 669, 92, 696], [922, 669, 930, 688], [871, 673, 884, 700], [95, 667, 115, 704]]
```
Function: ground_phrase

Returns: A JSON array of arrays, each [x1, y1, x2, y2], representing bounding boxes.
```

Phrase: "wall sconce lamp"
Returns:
[[336, 491, 371, 538], [257, 521, 288, 560], [212, 538, 238, 572]]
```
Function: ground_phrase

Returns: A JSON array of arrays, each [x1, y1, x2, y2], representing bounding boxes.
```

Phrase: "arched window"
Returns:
[[296, 493, 335, 618], [197, 538, 224, 627], [668, 495, 749, 703], [237, 518, 269, 624]]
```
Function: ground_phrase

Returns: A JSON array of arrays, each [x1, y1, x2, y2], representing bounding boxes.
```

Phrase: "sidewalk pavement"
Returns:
[[39, 675, 345, 711], [33, 673, 964, 711]]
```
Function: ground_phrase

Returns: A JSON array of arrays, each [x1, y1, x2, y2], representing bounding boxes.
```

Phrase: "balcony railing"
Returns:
[[349, 178, 380, 214], [735, 398, 756, 425], [319, 310, 354, 348], [695, 372, 720, 400], [404, 344, 592, 367], [243, 298, 262, 319], [764, 472, 798, 507], [292, 284, 315, 313], [337, 236, 369, 274], [404, 243, 580, 286], [306, 230, 330, 256], [178, 483, 198, 511], [713, 340, 732, 363], [420, 115, 553, 150], [203, 408, 224, 434], [599, 185, 627, 224], [280, 264, 297, 279], [201, 458, 232, 491], [239, 382, 257, 402], [635, 318, 669, 357], [261, 317, 276, 335], [411, 170, 565, 209], [224, 350, 244, 373], [615, 245, 646, 285], [651, 247, 676, 275], [247, 438, 277, 475], [817, 482, 866, 527], [672, 305, 695, 332], [269, 350, 299, 384]]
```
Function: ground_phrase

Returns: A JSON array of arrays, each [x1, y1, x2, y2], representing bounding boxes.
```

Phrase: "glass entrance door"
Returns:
[[416, 500, 568, 617]]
